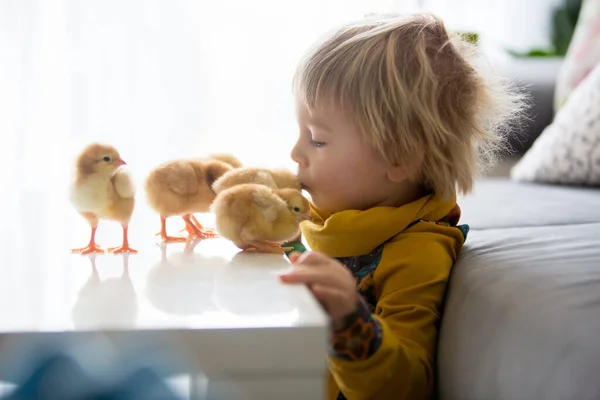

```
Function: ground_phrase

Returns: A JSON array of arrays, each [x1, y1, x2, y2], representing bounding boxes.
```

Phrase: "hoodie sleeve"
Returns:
[[327, 224, 465, 400]]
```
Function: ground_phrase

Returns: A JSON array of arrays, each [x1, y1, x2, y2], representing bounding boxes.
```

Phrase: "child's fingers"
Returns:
[[310, 284, 356, 320], [310, 283, 338, 310], [279, 267, 340, 287], [311, 283, 345, 302], [279, 268, 314, 283], [294, 251, 330, 266]]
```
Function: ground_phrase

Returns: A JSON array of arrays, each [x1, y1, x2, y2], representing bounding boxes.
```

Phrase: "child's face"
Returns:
[[291, 99, 400, 214]]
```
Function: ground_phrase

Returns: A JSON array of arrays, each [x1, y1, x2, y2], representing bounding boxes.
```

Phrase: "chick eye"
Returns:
[[293, 207, 300, 212], [103, 156, 111, 162]]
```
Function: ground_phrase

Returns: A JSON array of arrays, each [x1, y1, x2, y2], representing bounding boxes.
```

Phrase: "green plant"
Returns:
[[552, 0, 582, 55], [509, 0, 582, 58], [458, 31, 479, 45]]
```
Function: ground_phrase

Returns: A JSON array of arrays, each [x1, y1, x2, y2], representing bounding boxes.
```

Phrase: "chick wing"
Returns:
[[155, 161, 199, 195], [112, 168, 135, 199]]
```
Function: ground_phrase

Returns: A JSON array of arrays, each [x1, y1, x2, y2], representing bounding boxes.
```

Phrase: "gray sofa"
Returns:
[[438, 180, 600, 400], [436, 59, 600, 400]]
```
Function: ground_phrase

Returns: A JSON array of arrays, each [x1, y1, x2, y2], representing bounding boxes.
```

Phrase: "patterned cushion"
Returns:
[[554, 0, 600, 110], [511, 62, 600, 186]]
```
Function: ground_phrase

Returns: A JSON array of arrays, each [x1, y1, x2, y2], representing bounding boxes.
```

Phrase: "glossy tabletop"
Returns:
[[0, 177, 328, 383]]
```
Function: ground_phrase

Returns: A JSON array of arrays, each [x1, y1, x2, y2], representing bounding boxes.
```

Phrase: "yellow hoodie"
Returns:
[[299, 194, 468, 400]]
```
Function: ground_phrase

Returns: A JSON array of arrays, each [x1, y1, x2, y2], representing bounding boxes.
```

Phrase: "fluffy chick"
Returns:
[[70, 143, 137, 254], [212, 167, 301, 194], [211, 183, 311, 254], [145, 158, 233, 242]]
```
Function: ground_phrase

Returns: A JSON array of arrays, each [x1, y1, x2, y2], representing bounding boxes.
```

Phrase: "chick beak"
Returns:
[[300, 214, 313, 222], [115, 158, 127, 166]]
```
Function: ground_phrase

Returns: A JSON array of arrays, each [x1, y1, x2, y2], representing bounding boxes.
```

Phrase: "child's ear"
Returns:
[[386, 165, 408, 183]]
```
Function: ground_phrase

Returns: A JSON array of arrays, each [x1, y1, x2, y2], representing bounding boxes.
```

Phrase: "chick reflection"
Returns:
[[212, 251, 293, 315], [72, 253, 138, 329], [145, 240, 225, 315]]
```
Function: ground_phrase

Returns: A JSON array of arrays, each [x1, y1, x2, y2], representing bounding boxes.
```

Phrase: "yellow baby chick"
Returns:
[[70, 143, 137, 254], [145, 157, 234, 242], [212, 167, 301, 194], [211, 183, 311, 254]]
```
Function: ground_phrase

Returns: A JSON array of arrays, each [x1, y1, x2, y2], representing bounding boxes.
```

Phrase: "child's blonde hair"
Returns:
[[293, 13, 526, 198]]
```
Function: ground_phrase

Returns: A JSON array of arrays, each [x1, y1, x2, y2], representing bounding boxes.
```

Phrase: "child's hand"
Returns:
[[280, 251, 358, 329]]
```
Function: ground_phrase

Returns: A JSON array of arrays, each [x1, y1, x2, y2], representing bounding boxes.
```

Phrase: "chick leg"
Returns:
[[71, 225, 105, 254], [179, 215, 218, 237], [243, 240, 293, 254], [108, 225, 138, 254], [190, 215, 218, 237], [182, 214, 218, 239], [156, 216, 187, 243]]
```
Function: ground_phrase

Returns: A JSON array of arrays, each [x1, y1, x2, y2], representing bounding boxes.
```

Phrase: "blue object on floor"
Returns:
[[2, 352, 183, 400]]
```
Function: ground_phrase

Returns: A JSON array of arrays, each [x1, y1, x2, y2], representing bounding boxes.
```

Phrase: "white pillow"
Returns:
[[511, 62, 600, 186]]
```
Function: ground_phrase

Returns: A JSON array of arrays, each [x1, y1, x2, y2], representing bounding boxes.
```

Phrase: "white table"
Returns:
[[0, 184, 328, 399]]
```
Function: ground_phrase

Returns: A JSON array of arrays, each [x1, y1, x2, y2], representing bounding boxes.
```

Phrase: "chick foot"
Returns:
[[265, 240, 289, 247], [243, 241, 293, 254], [180, 226, 218, 239], [109, 226, 138, 253], [156, 233, 188, 243], [71, 244, 105, 255], [182, 215, 218, 240], [72, 226, 105, 254], [157, 217, 187, 243], [190, 215, 218, 237], [108, 245, 138, 254]]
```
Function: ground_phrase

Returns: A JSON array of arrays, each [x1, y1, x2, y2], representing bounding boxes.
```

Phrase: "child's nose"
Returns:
[[290, 140, 308, 168]]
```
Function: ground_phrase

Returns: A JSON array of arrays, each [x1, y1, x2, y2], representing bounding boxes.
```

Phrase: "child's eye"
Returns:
[[310, 139, 326, 148]]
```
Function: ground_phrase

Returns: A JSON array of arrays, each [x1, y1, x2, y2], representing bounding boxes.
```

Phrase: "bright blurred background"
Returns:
[[0, 0, 575, 188]]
